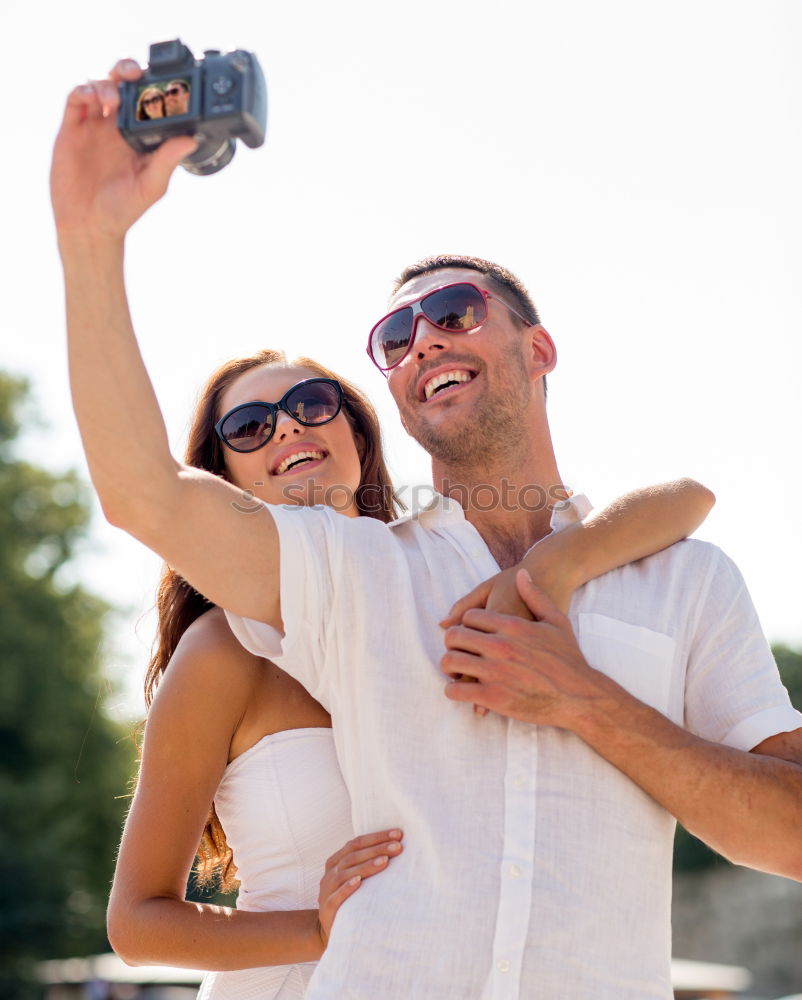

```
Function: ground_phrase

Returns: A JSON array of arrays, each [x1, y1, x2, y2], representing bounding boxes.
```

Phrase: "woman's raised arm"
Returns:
[[51, 61, 280, 624]]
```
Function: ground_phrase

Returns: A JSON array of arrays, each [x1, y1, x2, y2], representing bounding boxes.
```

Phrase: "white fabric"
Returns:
[[198, 728, 352, 1000], [226, 494, 802, 1000]]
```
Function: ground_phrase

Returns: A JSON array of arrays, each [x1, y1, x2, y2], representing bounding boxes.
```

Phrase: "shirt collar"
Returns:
[[550, 492, 592, 532], [390, 490, 592, 533], [389, 491, 465, 530]]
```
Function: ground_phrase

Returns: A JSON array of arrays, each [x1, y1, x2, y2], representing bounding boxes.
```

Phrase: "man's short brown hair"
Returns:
[[392, 254, 541, 327]]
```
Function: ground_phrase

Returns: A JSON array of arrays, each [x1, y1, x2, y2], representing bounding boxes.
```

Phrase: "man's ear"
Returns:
[[526, 324, 557, 381]]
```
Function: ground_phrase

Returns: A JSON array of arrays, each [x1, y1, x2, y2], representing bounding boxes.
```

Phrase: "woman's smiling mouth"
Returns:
[[271, 448, 328, 476]]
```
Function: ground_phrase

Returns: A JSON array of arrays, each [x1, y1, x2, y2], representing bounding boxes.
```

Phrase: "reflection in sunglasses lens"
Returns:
[[423, 285, 485, 330], [375, 307, 414, 369], [371, 284, 488, 369], [223, 405, 273, 450], [288, 384, 340, 423], [219, 382, 341, 452]]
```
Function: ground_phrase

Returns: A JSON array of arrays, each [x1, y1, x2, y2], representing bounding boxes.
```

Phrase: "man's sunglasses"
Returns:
[[165, 86, 186, 98], [214, 378, 343, 453], [366, 281, 532, 372]]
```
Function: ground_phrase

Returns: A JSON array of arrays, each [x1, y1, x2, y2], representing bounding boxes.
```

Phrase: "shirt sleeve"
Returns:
[[683, 546, 802, 750], [224, 502, 344, 704]]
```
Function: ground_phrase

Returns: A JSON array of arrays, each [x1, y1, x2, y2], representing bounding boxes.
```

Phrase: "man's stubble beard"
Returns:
[[403, 351, 533, 476]]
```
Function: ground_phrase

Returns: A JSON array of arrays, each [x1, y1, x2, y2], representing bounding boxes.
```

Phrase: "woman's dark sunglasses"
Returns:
[[215, 378, 343, 454], [366, 281, 532, 372]]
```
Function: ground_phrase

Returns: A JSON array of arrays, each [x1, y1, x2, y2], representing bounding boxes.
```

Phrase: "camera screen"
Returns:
[[136, 79, 192, 121]]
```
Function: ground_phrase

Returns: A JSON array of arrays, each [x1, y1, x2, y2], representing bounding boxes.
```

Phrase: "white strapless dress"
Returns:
[[197, 727, 352, 999]]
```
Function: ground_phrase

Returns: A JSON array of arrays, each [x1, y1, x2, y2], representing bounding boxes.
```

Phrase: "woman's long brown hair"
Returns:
[[143, 349, 402, 892]]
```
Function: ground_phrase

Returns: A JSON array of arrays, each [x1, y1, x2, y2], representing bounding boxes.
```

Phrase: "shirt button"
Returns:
[[509, 864, 522, 878], [513, 774, 526, 788], [496, 960, 511, 973]]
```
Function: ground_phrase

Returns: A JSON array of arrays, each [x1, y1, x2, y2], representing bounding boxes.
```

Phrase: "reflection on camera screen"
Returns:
[[136, 80, 191, 121]]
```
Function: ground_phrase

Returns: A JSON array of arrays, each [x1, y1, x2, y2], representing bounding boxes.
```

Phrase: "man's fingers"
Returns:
[[459, 607, 510, 633], [449, 606, 527, 637], [441, 649, 490, 681], [445, 680, 494, 707], [63, 84, 104, 126], [61, 59, 140, 129], [443, 625, 499, 658], [439, 578, 493, 627], [142, 136, 199, 194], [86, 79, 121, 119], [109, 58, 143, 82], [515, 570, 568, 626]]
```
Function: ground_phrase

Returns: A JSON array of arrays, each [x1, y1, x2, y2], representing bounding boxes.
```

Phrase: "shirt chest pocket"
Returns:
[[577, 612, 677, 718]]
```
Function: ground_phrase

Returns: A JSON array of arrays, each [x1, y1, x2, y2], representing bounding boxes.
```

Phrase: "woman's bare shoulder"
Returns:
[[154, 608, 329, 746], [155, 607, 265, 708], [178, 607, 262, 662]]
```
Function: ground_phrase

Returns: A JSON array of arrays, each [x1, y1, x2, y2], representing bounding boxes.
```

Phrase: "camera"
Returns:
[[117, 39, 267, 176]]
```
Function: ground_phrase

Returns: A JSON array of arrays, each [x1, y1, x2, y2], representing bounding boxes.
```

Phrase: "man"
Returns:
[[52, 63, 802, 1000], [163, 79, 190, 116], [225, 255, 802, 998]]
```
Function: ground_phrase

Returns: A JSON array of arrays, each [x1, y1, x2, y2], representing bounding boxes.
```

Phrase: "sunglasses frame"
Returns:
[[214, 377, 343, 454], [366, 281, 533, 373]]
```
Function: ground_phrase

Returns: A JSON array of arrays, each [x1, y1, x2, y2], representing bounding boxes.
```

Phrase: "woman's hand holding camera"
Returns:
[[51, 60, 196, 243], [317, 829, 403, 949]]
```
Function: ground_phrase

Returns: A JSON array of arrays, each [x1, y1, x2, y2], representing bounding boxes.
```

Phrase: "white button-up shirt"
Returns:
[[227, 495, 801, 999]]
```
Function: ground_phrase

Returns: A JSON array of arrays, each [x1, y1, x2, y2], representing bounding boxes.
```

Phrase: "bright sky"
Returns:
[[2, 0, 800, 718]]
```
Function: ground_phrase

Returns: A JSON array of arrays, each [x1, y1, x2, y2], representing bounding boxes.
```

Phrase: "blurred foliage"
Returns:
[[674, 643, 802, 872], [773, 644, 802, 706], [0, 373, 135, 997]]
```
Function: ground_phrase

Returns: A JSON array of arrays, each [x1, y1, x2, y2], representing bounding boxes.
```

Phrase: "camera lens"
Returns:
[[181, 137, 236, 176]]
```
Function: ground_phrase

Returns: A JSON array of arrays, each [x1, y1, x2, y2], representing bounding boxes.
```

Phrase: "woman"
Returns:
[[136, 86, 166, 121], [108, 352, 408, 996], [54, 61, 716, 994]]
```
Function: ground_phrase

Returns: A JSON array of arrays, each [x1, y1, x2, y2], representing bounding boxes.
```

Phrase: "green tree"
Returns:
[[773, 644, 802, 707], [0, 373, 134, 997], [674, 643, 802, 872]]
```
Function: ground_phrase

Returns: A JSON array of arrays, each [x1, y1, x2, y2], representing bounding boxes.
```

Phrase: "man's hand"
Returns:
[[440, 547, 574, 634], [51, 59, 196, 242], [440, 566, 534, 631], [440, 568, 534, 717], [441, 570, 605, 726]]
